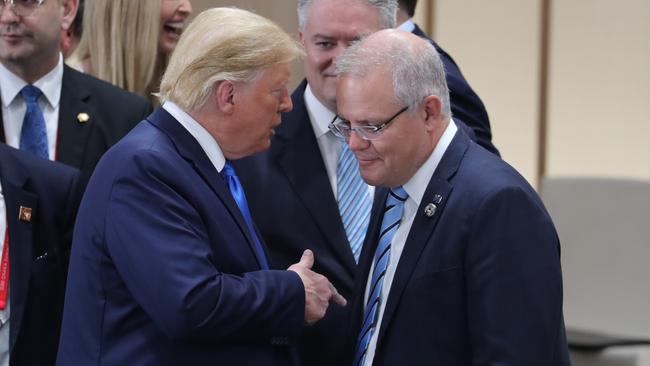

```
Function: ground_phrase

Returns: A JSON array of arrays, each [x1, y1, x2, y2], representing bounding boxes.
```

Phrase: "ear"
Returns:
[[299, 31, 306, 46], [422, 95, 443, 132], [214, 81, 236, 114], [60, 0, 79, 32]]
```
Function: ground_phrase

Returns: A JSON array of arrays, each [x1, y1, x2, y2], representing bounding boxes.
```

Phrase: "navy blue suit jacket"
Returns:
[[0, 143, 81, 366], [413, 23, 499, 156], [348, 128, 570, 365], [57, 108, 305, 366], [234, 75, 497, 365]]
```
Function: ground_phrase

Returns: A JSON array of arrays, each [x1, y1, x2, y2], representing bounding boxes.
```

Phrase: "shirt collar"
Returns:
[[162, 101, 226, 173], [403, 119, 458, 206], [0, 54, 63, 108], [397, 19, 416, 33], [304, 83, 336, 139]]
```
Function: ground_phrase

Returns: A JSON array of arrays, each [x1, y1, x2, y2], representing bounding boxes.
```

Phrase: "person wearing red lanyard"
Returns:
[[0, 142, 82, 366]]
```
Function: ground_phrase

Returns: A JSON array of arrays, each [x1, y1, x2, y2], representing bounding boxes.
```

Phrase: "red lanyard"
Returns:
[[0, 230, 9, 310]]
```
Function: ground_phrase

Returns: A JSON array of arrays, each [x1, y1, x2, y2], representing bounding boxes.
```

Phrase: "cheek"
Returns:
[[160, 3, 175, 21], [307, 51, 331, 72]]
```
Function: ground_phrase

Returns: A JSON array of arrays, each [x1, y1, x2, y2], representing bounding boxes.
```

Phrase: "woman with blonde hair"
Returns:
[[71, 0, 192, 104]]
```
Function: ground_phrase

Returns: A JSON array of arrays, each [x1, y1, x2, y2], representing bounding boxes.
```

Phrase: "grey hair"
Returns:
[[297, 0, 398, 31], [336, 34, 451, 120]]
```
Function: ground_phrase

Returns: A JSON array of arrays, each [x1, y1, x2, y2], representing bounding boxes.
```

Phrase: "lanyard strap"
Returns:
[[0, 230, 9, 310]]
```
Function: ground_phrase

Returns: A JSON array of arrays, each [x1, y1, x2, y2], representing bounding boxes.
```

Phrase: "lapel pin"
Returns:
[[77, 112, 90, 124], [18, 206, 33, 222], [424, 203, 437, 218], [433, 194, 443, 205]]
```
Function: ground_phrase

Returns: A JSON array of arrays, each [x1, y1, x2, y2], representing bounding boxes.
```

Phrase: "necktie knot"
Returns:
[[221, 162, 236, 179], [20, 85, 42, 103], [388, 187, 408, 203]]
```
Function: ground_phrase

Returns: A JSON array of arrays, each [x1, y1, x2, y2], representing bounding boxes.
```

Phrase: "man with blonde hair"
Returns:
[[57, 8, 345, 366]]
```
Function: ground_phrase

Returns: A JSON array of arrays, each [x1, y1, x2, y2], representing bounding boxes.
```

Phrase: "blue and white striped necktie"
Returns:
[[355, 187, 408, 366], [336, 142, 372, 263]]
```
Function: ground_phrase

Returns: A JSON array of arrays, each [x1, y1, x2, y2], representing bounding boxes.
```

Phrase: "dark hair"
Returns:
[[70, 0, 84, 38], [398, 0, 417, 17]]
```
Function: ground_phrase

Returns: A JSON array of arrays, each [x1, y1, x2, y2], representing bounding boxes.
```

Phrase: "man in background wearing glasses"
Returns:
[[336, 29, 570, 365], [0, 0, 150, 181]]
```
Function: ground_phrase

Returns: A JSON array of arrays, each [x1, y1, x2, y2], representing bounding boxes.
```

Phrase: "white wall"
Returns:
[[547, 0, 650, 180], [433, 0, 650, 186]]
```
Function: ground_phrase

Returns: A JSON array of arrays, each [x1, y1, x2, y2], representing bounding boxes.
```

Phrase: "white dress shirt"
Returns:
[[0, 55, 64, 161], [162, 101, 226, 173], [362, 120, 458, 366], [0, 180, 10, 366], [397, 18, 416, 33], [304, 85, 374, 199]]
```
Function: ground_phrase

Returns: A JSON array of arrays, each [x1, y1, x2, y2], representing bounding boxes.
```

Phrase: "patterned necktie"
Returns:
[[355, 187, 408, 366], [221, 162, 269, 269], [337, 142, 372, 263], [19, 85, 49, 159]]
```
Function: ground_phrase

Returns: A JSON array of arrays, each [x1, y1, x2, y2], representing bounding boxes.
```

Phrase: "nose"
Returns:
[[0, 2, 19, 22], [347, 129, 368, 152], [178, 0, 192, 16], [279, 89, 292, 113]]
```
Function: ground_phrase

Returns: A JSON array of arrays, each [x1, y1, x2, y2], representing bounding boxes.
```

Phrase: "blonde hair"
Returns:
[[74, 0, 163, 103], [159, 7, 304, 112]]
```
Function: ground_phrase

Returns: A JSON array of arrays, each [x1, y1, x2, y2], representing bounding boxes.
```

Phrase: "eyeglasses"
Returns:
[[328, 106, 408, 141], [0, 0, 45, 17]]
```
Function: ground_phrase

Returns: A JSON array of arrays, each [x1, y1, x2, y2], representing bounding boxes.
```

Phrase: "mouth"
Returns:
[[163, 22, 185, 38]]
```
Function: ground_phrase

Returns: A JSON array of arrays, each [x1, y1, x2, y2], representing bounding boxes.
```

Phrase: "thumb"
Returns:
[[299, 249, 314, 269]]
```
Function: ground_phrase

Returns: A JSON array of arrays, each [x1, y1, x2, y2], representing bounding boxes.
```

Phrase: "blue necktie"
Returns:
[[221, 162, 269, 269], [355, 187, 408, 366], [19, 85, 48, 159], [337, 142, 372, 263]]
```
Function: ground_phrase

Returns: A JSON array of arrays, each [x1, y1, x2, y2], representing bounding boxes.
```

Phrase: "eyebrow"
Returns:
[[311, 34, 336, 41]]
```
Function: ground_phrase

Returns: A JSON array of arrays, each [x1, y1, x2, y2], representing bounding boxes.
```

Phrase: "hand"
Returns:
[[288, 249, 347, 324]]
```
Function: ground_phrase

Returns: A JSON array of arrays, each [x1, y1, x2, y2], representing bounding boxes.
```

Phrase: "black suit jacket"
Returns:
[[235, 80, 366, 366], [0, 65, 151, 180], [0, 143, 82, 366], [347, 129, 569, 365], [413, 23, 499, 156]]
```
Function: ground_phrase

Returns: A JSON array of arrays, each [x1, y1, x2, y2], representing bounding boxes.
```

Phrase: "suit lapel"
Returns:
[[0, 107, 5, 143], [0, 149, 37, 352], [57, 66, 96, 167], [274, 81, 357, 273], [377, 130, 471, 344], [146, 108, 265, 269]]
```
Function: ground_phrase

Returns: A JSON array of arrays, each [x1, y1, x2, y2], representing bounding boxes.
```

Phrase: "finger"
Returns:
[[332, 292, 347, 307], [299, 249, 314, 269], [329, 284, 347, 306]]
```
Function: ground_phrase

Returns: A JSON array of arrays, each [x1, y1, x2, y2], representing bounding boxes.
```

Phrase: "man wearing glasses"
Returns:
[[336, 29, 570, 365], [0, 0, 150, 181]]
